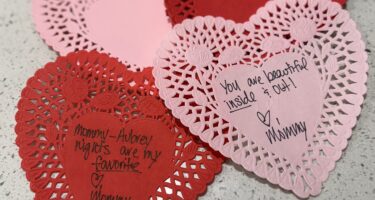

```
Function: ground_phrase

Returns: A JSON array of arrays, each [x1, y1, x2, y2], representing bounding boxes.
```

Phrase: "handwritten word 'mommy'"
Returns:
[[265, 121, 307, 144], [74, 124, 109, 141], [90, 185, 132, 200]]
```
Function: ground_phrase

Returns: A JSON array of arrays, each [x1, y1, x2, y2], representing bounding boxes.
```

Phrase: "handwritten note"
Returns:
[[213, 53, 321, 160], [74, 124, 163, 199], [62, 113, 175, 199], [219, 56, 308, 115]]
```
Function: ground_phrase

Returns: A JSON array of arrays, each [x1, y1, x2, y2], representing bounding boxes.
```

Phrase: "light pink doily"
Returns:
[[153, 0, 368, 198], [32, 0, 172, 71]]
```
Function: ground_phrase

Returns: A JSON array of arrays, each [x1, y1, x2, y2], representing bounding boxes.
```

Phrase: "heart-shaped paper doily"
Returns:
[[165, 0, 269, 24], [165, 0, 347, 25], [154, 0, 367, 198], [15, 51, 223, 200], [32, 0, 171, 71]]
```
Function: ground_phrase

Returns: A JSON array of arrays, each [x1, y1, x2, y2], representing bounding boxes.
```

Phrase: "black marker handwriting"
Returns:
[[74, 124, 109, 141], [90, 172, 104, 188], [257, 110, 271, 127], [265, 121, 307, 144], [75, 138, 111, 160], [224, 90, 256, 113], [90, 185, 132, 200], [220, 79, 242, 95], [92, 155, 141, 174], [263, 57, 308, 84], [116, 129, 153, 149]]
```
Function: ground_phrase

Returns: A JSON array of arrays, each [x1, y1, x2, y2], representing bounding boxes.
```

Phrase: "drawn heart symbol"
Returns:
[[256, 110, 271, 127], [91, 173, 104, 188], [154, 0, 368, 197]]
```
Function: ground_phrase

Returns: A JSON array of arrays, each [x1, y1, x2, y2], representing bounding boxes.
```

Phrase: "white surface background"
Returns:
[[0, 0, 374, 199]]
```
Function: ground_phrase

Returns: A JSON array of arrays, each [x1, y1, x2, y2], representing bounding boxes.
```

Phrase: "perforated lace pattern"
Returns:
[[32, 0, 145, 71], [16, 51, 222, 200], [164, 0, 347, 25], [154, 0, 367, 197]]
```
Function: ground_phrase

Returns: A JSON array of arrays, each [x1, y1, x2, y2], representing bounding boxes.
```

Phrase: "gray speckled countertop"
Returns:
[[0, 0, 374, 199]]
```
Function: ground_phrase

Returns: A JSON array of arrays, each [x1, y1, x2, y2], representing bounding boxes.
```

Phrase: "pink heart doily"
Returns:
[[32, 0, 172, 71], [15, 51, 223, 200], [154, 0, 367, 198]]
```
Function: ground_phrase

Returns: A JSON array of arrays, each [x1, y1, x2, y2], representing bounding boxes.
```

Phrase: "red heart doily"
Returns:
[[15, 51, 223, 200], [165, 0, 347, 25]]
